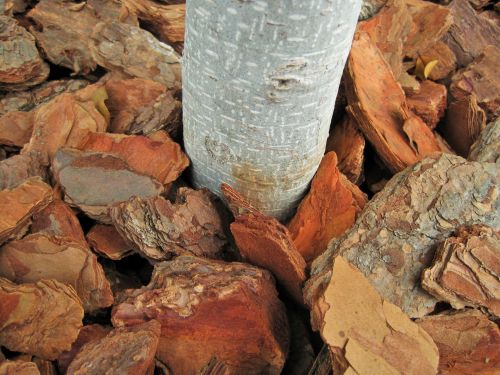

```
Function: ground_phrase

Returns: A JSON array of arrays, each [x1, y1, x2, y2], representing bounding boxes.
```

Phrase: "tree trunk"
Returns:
[[183, 0, 362, 219]]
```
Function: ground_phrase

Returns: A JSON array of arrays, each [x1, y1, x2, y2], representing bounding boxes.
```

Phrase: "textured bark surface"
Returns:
[[469, 119, 500, 163], [422, 225, 500, 317], [359, 0, 387, 20], [76, 132, 189, 186], [0, 233, 113, 312], [104, 78, 181, 135], [87, 224, 134, 261], [346, 33, 441, 174], [90, 22, 181, 90], [0, 278, 83, 360], [67, 320, 160, 375], [112, 256, 289, 375], [0, 111, 34, 147], [0, 361, 40, 375], [417, 309, 500, 375], [0, 152, 47, 190], [52, 148, 164, 223], [313, 257, 438, 375], [183, 0, 362, 219], [230, 212, 307, 304], [0, 16, 49, 91], [110, 188, 226, 261], [305, 154, 500, 318], [0, 178, 53, 245], [407, 80, 447, 129], [287, 152, 367, 263]]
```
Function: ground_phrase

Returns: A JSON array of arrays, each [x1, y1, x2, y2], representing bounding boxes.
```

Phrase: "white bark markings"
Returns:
[[183, 0, 362, 219]]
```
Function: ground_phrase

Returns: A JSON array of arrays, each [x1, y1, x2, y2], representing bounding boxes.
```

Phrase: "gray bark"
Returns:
[[183, 0, 362, 219]]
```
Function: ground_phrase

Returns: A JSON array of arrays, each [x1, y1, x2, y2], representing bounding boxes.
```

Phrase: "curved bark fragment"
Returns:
[[0, 278, 83, 360], [86, 224, 134, 260], [305, 154, 500, 318], [0, 152, 48, 190], [112, 256, 289, 375], [0, 361, 40, 375], [469, 119, 500, 163]]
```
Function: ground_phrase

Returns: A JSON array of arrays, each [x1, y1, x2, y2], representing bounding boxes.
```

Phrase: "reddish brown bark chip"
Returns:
[[417, 309, 500, 375], [407, 80, 447, 129], [86, 224, 134, 260], [110, 188, 226, 261], [0, 233, 113, 312], [422, 225, 500, 317], [0, 278, 83, 360], [346, 33, 441, 173], [66, 321, 160, 375], [287, 152, 367, 264], [112, 256, 289, 375], [0, 361, 40, 375], [220, 183, 259, 217], [0, 178, 53, 245], [0, 111, 34, 147], [52, 148, 164, 223], [76, 132, 189, 186], [469, 118, 500, 163], [0, 152, 48, 190]]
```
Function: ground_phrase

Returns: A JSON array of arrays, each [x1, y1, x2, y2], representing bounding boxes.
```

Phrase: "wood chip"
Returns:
[[112, 256, 289, 374], [0, 361, 40, 375], [86, 224, 134, 260], [0, 111, 34, 148], [0, 152, 48, 190], [469, 118, 500, 163], [407, 80, 447, 129]]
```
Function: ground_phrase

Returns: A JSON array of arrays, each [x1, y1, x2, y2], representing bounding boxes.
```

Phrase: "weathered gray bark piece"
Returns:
[[305, 154, 500, 318], [183, 0, 362, 219], [359, 0, 387, 20], [469, 119, 500, 163]]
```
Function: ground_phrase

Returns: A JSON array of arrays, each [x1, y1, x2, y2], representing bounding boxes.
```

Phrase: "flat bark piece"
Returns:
[[357, 0, 411, 78], [31, 200, 86, 246], [469, 118, 500, 163], [287, 152, 367, 263], [0, 152, 47, 190], [0, 278, 83, 360], [443, 0, 500, 68], [230, 212, 307, 304], [0, 16, 49, 91], [0, 233, 114, 312], [305, 154, 500, 318], [220, 183, 259, 217], [442, 93, 486, 157], [67, 320, 160, 375], [0, 178, 53, 245], [325, 116, 365, 184], [110, 188, 226, 260], [104, 78, 181, 135], [416, 309, 500, 375], [27, 0, 135, 74], [418, 41, 457, 81], [0, 361, 40, 375], [314, 256, 438, 375], [407, 80, 447, 129], [90, 21, 181, 90], [86, 224, 134, 260], [346, 33, 441, 173], [450, 45, 500, 121], [112, 256, 289, 375], [52, 148, 164, 223], [0, 111, 34, 147], [422, 225, 500, 316], [76, 132, 189, 186]]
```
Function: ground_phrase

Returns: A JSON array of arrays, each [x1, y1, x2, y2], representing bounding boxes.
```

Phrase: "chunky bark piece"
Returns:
[[90, 22, 181, 90], [469, 119, 500, 163], [325, 117, 365, 184], [450, 46, 500, 121], [104, 78, 182, 135], [110, 188, 226, 260], [0, 111, 34, 147], [52, 148, 164, 223], [27, 0, 134, 74], [346, 33, 441, 173], [305, 154, 500, 318], [407, 81, 447, 129], [87, 224, 134, 260], [230, 212, 306, 304], [418, 41, 457, 81], [359, 0, 387, 20], [0, 361, 40, 375], [417, 309, 500, 375], [422, 225, 500, 316], [0, 178, 53, 245], [0, 278, 83, 360], [57, 325, 111, 374], [220, 183, 259, 217], [0, 152, 47, 190], [287, 152, 367, 263], [77, 132, 189, 186], [112, 256, 289, 375], [312, 256, 438, 375], [31, 200, 86, 245], [67, 321, 160, 375], [0, 16, 49, 91], [0, 233, 113, 312]]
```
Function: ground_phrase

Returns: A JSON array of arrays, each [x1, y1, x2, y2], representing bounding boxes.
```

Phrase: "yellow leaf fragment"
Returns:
[[415, 57, 439, 80], [91, 86, 110, 125]]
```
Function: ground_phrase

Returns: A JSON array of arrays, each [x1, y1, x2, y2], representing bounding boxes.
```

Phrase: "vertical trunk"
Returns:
[[183, 0, 362, 219]]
